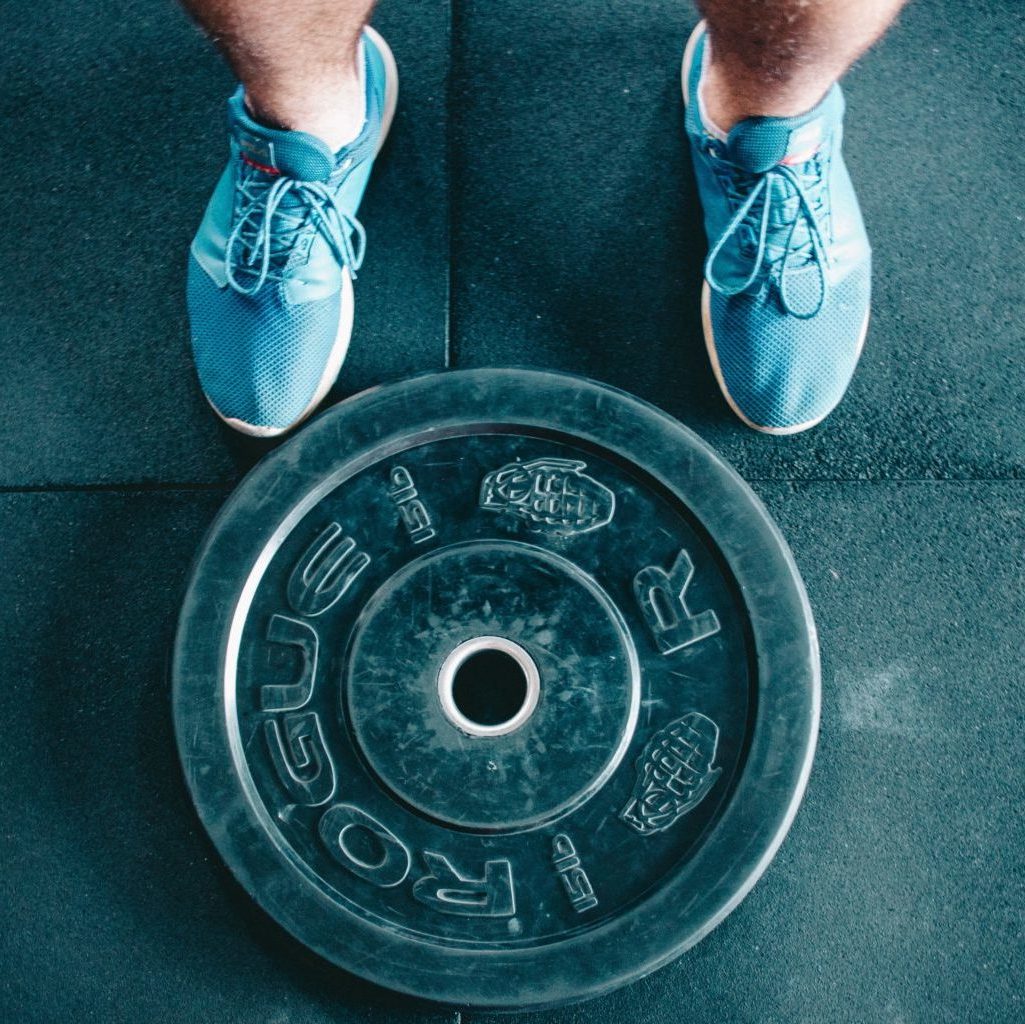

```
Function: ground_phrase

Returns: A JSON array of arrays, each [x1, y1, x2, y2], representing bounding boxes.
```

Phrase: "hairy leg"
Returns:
[[696, 0, 909, 129], [181, 0, 377, 149]]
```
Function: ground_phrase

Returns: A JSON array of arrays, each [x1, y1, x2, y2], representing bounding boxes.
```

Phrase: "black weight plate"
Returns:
[[172, 368, 819, 1011]]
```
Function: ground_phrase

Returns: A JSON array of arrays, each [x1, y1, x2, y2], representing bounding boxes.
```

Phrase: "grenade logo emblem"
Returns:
[[479, 458, 615, 536], [620, 712, 722, 836]]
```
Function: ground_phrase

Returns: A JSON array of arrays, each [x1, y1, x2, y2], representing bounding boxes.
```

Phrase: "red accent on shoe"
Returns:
[[781, 147, 820, 166], [241, 154, 281, 175]]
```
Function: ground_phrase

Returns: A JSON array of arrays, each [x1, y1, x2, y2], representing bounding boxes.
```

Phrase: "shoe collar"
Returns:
[[225, 43, 382, 182], [716, 85, 845, 173]]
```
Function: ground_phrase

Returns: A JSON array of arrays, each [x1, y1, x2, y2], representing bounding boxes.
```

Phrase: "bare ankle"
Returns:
[[701, 58, 831, 133], [244, 55, 365, 151], [696, 0, 910, 131], [181, 0, 376, 152]]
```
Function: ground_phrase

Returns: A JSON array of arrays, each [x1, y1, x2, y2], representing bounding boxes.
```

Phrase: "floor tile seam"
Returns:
[[442, 0, 461, 369], [0, 482, 235, 496]]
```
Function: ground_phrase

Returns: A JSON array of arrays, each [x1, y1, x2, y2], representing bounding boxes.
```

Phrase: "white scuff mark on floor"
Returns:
[[837, 660, 930, 738]]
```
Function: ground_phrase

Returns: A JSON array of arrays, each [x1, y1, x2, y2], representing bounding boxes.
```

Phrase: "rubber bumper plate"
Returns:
[[173, 368, 819, 1010]]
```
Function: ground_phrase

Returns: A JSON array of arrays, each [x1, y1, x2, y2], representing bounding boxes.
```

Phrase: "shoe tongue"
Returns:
[[726, 115, 824, 173], [227, 88, 336, 181]]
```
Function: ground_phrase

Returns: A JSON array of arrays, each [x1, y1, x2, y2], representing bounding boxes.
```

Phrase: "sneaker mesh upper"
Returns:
[[187, 260, 341, 429], [185, 28, 392, 433], [709, 261, 870, 430]]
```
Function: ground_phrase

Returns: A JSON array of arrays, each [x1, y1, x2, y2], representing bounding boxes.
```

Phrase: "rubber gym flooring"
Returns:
[[2, 0, 1022, 1020]]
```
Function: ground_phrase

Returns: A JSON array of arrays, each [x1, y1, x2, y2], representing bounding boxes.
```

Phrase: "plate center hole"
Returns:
[[452, 648, 528, 728], [438, 636, 541, 737]]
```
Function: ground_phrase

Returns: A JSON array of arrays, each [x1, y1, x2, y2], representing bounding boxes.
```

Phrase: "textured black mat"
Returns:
[[1, 0, 1022, 1019]]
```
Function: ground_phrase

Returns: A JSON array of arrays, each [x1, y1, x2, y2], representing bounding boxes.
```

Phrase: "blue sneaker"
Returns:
[[681, 21, 871, 434], [187, 27, 398, 436]]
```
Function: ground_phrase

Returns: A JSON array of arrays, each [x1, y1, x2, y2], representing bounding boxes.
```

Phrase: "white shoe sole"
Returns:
[[680, 18, 705, 108], [216, 24, 400, 438]]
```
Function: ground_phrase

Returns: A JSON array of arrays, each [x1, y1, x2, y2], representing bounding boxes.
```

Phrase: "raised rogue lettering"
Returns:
[[318, 804, 411, 888], [634, 548, 720, 654], [412, 852, 515, 917], [265, 711, 336, 807], [287, 523, 370, 617], [260, 614, 319, 712]]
